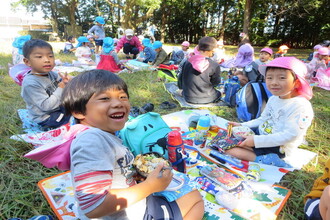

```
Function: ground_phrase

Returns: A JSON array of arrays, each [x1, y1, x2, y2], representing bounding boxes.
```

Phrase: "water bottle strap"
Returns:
[[171, 150, 187, 166]]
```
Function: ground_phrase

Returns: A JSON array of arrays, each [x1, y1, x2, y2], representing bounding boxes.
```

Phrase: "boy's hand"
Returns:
[[227, 121, 241, 127], [238, 135, 254, 147], [145, 163, 172, 193], [59, 72, 72, 85]]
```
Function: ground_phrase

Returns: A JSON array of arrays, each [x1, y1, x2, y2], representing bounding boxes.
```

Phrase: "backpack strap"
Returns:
[[258, 82, 269, 113]]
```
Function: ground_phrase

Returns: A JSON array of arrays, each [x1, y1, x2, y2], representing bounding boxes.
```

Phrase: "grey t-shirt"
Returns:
[[21, 71, 62, 123], [70, 127, 142, 220]]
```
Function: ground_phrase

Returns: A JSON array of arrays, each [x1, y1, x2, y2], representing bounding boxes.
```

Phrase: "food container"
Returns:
[[133, 152, 171, 177], [232, 126, 255, 139]]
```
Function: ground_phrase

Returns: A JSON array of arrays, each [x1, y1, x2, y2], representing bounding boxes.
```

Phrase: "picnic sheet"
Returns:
[[35, 109, 317, 220], [164, 82, 227, 108], [53, 64, 96, 74], [38, 157, 291, 220]]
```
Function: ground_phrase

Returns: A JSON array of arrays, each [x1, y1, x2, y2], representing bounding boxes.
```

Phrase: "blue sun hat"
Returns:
[[152, 41, 163, 50], [102, 37, 114, 54], [76, 36, 90, 47], [142, 38, 152, 48], [12, 35, 32, 55], [95, 16, 105, 25]]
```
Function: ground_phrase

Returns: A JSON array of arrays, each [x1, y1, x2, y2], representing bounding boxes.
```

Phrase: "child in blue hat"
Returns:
[[12, 35, 31, 65], [75, 36, 96, 65], [152, 41, 170, 67], [96, 37, 122, 73], [88, 16, 106, 54], [137, 38, 156, 63]]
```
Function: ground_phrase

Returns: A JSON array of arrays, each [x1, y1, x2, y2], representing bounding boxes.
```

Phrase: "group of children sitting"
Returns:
[[9, 15, 330, 219]]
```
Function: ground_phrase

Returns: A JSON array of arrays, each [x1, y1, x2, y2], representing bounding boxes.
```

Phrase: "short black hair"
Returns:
[[198, 36, 217, 51], [62, 69, 129, 117], [265, 67, 297, 80], [67, 36, 73, 41], [23, 39, 53, 58]]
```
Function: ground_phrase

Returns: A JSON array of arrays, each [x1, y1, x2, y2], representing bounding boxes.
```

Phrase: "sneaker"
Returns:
[[254, 153, 292, 168], [140, 103, 154, 113], [160, 101, 177, 109]]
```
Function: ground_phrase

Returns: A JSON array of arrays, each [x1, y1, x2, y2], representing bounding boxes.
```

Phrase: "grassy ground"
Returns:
[[0, 46, 328, 219]]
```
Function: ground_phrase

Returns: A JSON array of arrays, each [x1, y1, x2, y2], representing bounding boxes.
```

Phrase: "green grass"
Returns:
[[0, 48, 329, 219]]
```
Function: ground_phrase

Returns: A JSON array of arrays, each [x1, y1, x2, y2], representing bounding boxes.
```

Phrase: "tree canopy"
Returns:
[[13, 0, 330, 47]]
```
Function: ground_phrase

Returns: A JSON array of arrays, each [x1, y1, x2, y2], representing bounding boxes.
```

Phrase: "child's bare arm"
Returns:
[[85, 163, 172, 218]]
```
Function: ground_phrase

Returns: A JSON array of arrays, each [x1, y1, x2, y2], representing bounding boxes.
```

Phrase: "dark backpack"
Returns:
[[224, 76, 241, 107], [236, 81, 272, 122]]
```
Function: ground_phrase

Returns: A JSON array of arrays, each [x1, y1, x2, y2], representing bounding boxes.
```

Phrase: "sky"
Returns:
[[1, 0, 44, 20]]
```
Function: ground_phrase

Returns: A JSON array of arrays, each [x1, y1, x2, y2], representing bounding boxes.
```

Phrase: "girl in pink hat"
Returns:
[[227, 57, 314, 167], [307, 47, 329, 79], [244, 47, 273, 81], [170, 41, 190, 64]]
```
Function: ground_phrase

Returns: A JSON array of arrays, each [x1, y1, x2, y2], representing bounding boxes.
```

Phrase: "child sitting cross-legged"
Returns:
[[136, 38, 156, 63], [61, 69, 204, 220], [227, 57, 314, 167], [75, 36, 96, 65], [151, 41, 170, 67], [21, 39, 72, 129]]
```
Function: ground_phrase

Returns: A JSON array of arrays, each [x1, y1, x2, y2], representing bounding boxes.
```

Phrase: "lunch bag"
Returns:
[[119, 112, 172, 158]]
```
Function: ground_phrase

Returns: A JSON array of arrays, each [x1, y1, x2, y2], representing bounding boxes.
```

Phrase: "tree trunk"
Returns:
[[219, 1, 228, 41], [67, 0, 78, 37], [242, 0, 252, 43]]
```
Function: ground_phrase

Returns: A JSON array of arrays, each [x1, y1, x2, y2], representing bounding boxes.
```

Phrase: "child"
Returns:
[[115, 29, 142, 59], [227, 57, 314, 167], [274, 45, 289, 58], [137, 38, 156, 63], [96, 37, 121, 73], [307, 44, 322, 62], [12, 35, 31, 65], [244, 47, 273, 82], [86, 35, 96, 53], [151, 41, 170, 67], [63, 36, 76, 54], [307, 47, 329, 79], [221, 43, 254, 68], [234, 70, 248, 87], [75, 36, 96, 65], [170, 41, 190, 65], [304, 158, 330, 220], [21, 39, 71, 129], [178, 36, 221, 104], [212, 40, 226, 64], [88, 16, 106, 54], [61, 69, 204, 220]]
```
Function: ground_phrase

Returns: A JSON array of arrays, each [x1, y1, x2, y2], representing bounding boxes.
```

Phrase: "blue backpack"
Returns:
[[119, 112, 172, 158], [224, 76, 241, 107], [236, 81, 272, 122]]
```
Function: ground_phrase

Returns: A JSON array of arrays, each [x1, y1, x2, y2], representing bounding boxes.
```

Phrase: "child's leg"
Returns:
[[95, 45, 100, 54], [225, 147, 256, 161], [176, 190, 204, 220], [320, 185, 330, 220]]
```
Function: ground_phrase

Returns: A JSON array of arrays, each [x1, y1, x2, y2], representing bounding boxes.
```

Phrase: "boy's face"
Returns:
[[74, 88, 130, 134], [265, 69, 296, 99], [259, 52, 271, 62], [319, 54, 329, 61], [182, 46, 189, 51], [24, 47, 55, 74], [96, 22, 102, 26]]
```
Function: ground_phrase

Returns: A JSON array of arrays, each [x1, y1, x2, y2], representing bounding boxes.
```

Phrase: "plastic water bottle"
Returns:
[[194, 116, 211, 146], [167, 130, 186, 173]]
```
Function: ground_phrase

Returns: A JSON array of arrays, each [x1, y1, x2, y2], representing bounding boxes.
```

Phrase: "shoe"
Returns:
[[254, 153, 292, 168], [130, 106, 140, 117], [160, 101, 177, 109], [140, 103, 154, 113]]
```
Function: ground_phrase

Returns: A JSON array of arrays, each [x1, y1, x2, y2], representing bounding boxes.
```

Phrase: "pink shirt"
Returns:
[[115, 36, 142, 52]]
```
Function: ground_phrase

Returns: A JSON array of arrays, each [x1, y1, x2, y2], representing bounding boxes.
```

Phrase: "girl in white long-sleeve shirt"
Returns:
[[227, 57, 314, 167]]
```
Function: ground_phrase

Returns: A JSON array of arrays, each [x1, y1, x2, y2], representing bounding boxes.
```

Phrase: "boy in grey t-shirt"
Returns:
[[21, 39, 71, 129]]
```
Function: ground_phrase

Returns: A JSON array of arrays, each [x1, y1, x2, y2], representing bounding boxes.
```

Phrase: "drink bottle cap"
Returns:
[[167, 130, 183, 146], [197, 116, 211, 128]]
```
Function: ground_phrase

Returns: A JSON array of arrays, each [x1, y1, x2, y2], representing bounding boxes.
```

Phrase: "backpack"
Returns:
[[224, 76, 241, 107], [24, 124, 89, 170], [119, 112, 172, 158], [236, 81, 272, 122], [157, 64, 178, 82]]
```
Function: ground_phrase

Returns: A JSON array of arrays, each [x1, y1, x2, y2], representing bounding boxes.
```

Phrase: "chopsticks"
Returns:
[[227, 123, 233, 138]]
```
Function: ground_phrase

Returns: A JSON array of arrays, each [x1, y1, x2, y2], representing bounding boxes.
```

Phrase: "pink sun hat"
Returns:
[[318, 47, 329, 55], [181, 41, 190, 47], [260, 47, 273, 55], [259, 57, 313, 100]]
